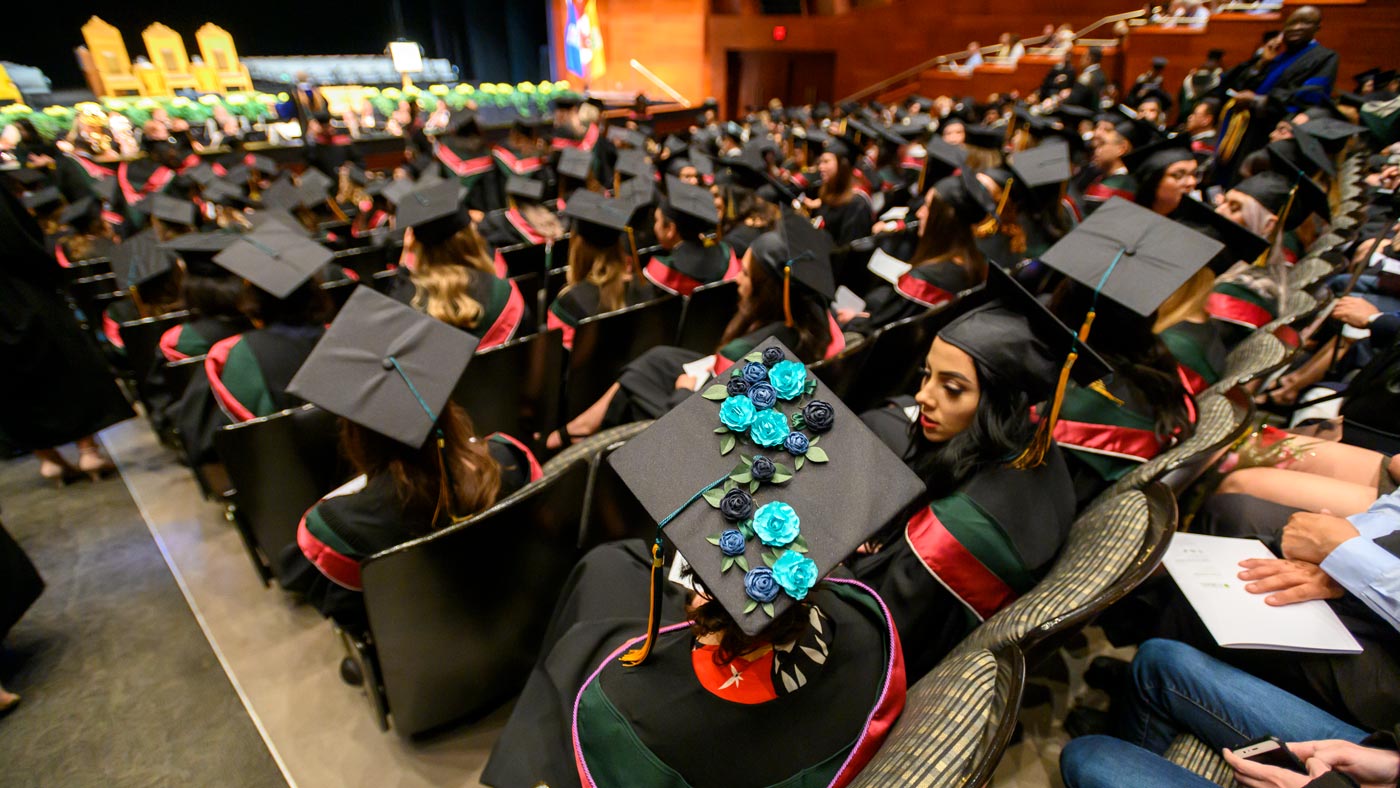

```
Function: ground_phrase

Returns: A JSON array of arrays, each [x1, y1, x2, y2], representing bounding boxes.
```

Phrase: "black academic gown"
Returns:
[[815, 193, 875, 248], [848, 261, 975, 336], [0, 188, 132, 450]]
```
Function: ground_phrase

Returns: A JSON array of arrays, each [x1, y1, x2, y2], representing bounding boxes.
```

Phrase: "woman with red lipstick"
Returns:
[[851, 266, 1110, 680]]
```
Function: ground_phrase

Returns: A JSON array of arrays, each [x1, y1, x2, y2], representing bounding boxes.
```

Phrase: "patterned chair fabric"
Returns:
[[1288, 256, 1338, 290], [851, 645, 1026, 788], [1108, 392, 1248, 495], [949, 486, 1174, 662], [1165, 733, 1236, 787], [541, 421, 653, 477], [1260, 290, 1321, 336], [1208, 331, 1289, 392]]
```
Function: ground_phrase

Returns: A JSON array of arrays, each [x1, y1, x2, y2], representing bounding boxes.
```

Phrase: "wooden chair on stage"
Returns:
[[195, 23, 255, 93], [79, 17, 146, 97], [142, 23, 200, 94]]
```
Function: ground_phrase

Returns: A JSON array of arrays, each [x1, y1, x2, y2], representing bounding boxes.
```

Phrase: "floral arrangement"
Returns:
[[700, 345, 834, 618]]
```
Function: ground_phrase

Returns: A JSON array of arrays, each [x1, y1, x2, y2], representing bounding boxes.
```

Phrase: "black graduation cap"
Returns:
[[248, 208, 312, 237], [59, 196, 100, 227], [661, 175, 718, 228], [1172, 197, 1270, 273], [259, 179, 305, 212], [184, 163, 219, 188], [1054, 103, 1097, 126], [557, 147, 593, 182], [1133, 85, 1174, 113], [286, 286, 478, 449], [619, 174, 658, 211], [345, 165, 369, 186], [298, 168, 334, 206], [963, 124, 1005, 150], [224, 164, 251, 184], [111, 229, 176, 290], [1122, 134, 1195, 178], [505, 175, 546, 202], [21, 186, 63, 213], [607, 126, 649, 150], [662, 134, 690, 159], [1354, 68, 1382, 92], [161, 230, 243, 276], [605, 336, 925, 640], [380, 178, 416, 207], [396, 180, 468, 244], [823, 129, 862, 162], [1264, 147, 1332, 226], [721, 121, 745, 143], [6, 167, 49, 188], [921, 137, 968, 187], [932, 170, 996, 226], [562, 193, 633, 248], [749, 214, 835, 303], [1270, 133, 1333, 178], [1009, 142, 1072, 189], [213, 229, 333, 298], [893, 115, 934, 141], [246, 154, 279, 176], [614, 149, 653, 180], [149, 194, 197, 227], [1297, 117, 1366, 150], [1011, 105, 1060, 137], [1040, 197, 1224, 317], [203, 178, 253, 208]]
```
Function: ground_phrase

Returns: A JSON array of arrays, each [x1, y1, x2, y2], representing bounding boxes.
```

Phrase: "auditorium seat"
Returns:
[[674, 279, 739, 354], [214, 404, 345, 586], [1209, 330, 1291, 392], [563, 295, 684, 420], [808, 336, 876, 400], [332, 245, 394, 281], [320, 278, 358, 314], [355, 456, 591, 736], [949, 484, 1177, 665], [118, 310, 190, 413], [1106, 391, 1252, 498], [843, 307, 957, 414], [449, 328, 565, 439], [541, 421, 655, 548], [850, 643, 1026, 788]]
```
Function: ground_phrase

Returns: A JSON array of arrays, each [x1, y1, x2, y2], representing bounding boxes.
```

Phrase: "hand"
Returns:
[[674, 374, 696, 391], [1290, 740, 1400, 787], [871, 221, 890, 235], [834, 307, 869, 325], [26, 152, 54, 168], [1234, 90, 1258, 104], [1333, 297, 1383, 328], [1223, 746, 1317, 788], [1237, 558, 1344, 605], [1282, 511, 1360, 563], [801, 196, 822, 211]]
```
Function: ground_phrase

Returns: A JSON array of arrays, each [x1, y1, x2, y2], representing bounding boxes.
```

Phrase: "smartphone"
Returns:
[[1235, 736, 1307, 774]]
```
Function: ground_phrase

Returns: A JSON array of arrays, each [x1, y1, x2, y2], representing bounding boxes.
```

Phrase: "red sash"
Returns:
[[488, 432, 544, 482], [101, 210, 126, 226], [825, 312, 847, 358], [492, 145, 545, 175], [69, 153, 112, 180], [54, 244, 71, 269], [1206, 292, 1273, 329], [479, 280, 526, 349], [894, 272, 956, 308], [1051, 419, 1164, 463], [1062, 196, 1084, 224], [643, 257, 705, 296], [1179, 363, 1210, 397], [493, 249, 509, 278], [722, 247, 742, 281], [179, 153, 202, 171], [546, 307, 577, 350], [551, 123, 600, 152], [159, 324, 189, 362], [102, 311, 124, 349], [790, 171, 810, 189], [206, 335, 257, 423], [297, 504, 364, 590], [505, 208, 547, 245], [435, 144, 494, 178], [905, 507, 1016, 621], [1083, 181, 1134, 202]]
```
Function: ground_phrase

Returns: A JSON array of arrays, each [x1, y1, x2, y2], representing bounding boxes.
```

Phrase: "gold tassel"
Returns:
[[1088, 379, 1125, 406], [1217, 99, 1250, 164], [1013, 309, 1097, 469], [620, 541, 666, 666], [1257, 183, 1298, 267], [975, 175, 1015, 237], [783, 264, 794, 327], [624, 225, 639, 265]]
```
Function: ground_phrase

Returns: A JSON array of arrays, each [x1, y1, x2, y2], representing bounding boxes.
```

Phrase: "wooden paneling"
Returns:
[[551, 0, 709, 104]]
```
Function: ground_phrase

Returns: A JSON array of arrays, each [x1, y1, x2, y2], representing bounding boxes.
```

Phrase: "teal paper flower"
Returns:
[[749, 410, 790, 447], [768, 360, 807, 400], [719, 395, 757, 432], [753, 501, 800, 547], [772, 550, 818, 600]]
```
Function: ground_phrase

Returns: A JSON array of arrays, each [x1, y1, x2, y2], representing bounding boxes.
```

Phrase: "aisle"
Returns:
[[102, 419, 508, 788]]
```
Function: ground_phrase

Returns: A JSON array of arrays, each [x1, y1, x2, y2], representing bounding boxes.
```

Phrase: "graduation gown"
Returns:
[[206, 325, 325, 423], [1207, 265, 1282, 350], [482, 540, 904, 788], [1079, 170, 1137, 214], [547, 280, 658, 350], [0, 188, 132, 451], [0, 516, 44, 641], [721, 224, 765, 257], [815, 193, 875, 248], [851, 398, 1077, 680], [848, 261, 975, 336], [158, 316, 250, 363], [1160, 319, 1228, 394], [477, 206, 553, 248], [643, 241, 741, 296], [439, 270, 529, 350], [286, 434, 541, 631], [1215, 42, 1339, 183]]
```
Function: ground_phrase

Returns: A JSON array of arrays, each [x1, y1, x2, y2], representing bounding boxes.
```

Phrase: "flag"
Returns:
[[564, 1, 584, 78], [583, 0, 606, 80]]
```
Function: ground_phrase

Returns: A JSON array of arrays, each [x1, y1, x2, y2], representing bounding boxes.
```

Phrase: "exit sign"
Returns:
[[772, 25, 787, 41]]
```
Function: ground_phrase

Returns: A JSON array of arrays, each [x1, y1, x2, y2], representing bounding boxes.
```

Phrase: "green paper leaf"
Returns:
[[762, 602, 775, 618], [807, 447, 829, 463], [703, 487, 725, 508], [772, 469, 792, 484], [731, 471, 752, 484], [792, 535, 809, 553], [714, 426, 729, 434], [722, 556, 734, 573], [720, 434, 736, 455], [791, 413, 806, 430], [702, 385, 729, 401], [735, 556, 749, 572], [774, 462, 793, 475], [794, 455, 805, 471], [749, 480, 759, 494], [804, 378, 817, 395], [739, 519, 754, 538], [723, 479, 735, 492], [743, 351, 763, 363], [763, 551, 777, 568], [744, 599, 758, 614], [810, 435, 820, 445], [740, 455, 753, 467], [706, 535, 721, 546]]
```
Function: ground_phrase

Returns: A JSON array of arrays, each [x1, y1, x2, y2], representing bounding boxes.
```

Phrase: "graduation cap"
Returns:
[[1122, 134, 1195, 178], [562, 192, 634, 249], [1269, 133, 1333, 178], [396, 180, 468, 244], [557, 147, 594, 182], [184, 163, 219, 188], [1298, 117, 1366, 149], [749, 214, 836, 311], [248, 208, 312, 237], [149, 194, 198, 227], [110, 230, 176, 290], [59, 196, 100, 228], [223, 164, 251, 185], [380, 178, 417, 207], [259, 179, 305, 212], [963, 124, 1005, 150], [1246, 164, 1330, 231], [505, 175, 546, 203], [21, 186, 63, 213], [662, 134, 690, 159], [619, 175, 658, 212], [1009, 141, 1072, 190], [607, 126, 649, 150], [1011, 105, 1060, 138], [1040, 197, 1224, 317], [161, 230, 244, 276], [893, 115, 934, 141], [345, 165, 369, 186], [286, 286, 478, 449], [1353, 68, 1382, 92], [932, 170, 997, 226], [245, 154, 279, 176], [1132, 85, 1174, 113], [1172, 196, 1270, 272], [823, 129, 863, 162], [614, 149, 653, 180], [6, 167, 49, 189], [604, 335, 925, 650], [920, 137, 968, 190], [213, 229, 333, 298], [789, 127, 830, 159], [298, 167, 335, 206], [660, 175, 718, 232], [203, 178, 254, 208]]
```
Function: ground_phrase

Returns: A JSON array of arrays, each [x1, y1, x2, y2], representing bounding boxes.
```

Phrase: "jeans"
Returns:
[[1061, 640, 1368, 788], [1327, 273, 1400, 315]]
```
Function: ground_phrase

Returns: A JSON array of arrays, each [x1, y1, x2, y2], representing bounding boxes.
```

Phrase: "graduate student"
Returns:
[[483, 337, 922, 787], [547, 194, 657, 349], [643, 176, 741, 296]]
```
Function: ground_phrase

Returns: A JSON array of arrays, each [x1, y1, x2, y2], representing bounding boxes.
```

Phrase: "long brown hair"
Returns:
[[718, 251, 832, 363], [1153, 267, 1216, 333], [411, 225, 498, 329], [339, 400, 502, 532], [818, 155, 856, 207], [689, 589, 816, 665], [910, 189, 988, 283], [562, 234, 633, 312]]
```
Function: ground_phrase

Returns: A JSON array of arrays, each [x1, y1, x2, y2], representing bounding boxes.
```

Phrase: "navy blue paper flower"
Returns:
[[750, 455, 775, 481], [762, 347, 785, 367], [718, 529, 746, 557], [726, 378, 750, 397], [741, 362, 769, 385], [719, 489, 755, 522], [802, 400, 835, 433], [748, 382, 777, 410], [744, 567, 780, 603], [783, 432, 810, 455]]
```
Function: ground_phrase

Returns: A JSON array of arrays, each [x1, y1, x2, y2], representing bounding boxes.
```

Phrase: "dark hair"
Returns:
[[719, 186, 779, 237], [1087, 46, 1103, 63], [239, 278, 331, 327], [718, 252, 831, 362], [818, 153, 856, 207], [904, 353, 1036, 498], [910, 187, 989, 281], [1049, 279, 1196, 439], [687, 573, 816, 665], [1197, 97, 1222, 123], [339, 400, 501, 532], [183, 274, 248, 319]]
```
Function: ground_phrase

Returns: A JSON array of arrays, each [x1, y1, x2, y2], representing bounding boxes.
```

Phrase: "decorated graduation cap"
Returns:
[[660, 175, 719, 235], [213, 228, 332, 298], [1172, 196, 1270, 272], [112, 229, 176, 290], [605, 335, 926, 662], [22, 186, 63, 213], [59, 196, 100, 228], [749, 214, 836, 324], [557, 146, 594, 182], [562, 192, 634, 249], [161, 230, 244, 276], [396, 180, 468, 244]]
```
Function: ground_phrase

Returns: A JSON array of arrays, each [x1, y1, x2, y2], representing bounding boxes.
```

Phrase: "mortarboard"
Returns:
[[605, 335, 925, 648], [614, 149, 653, 180], [259, 179, 305, 212], [298, 167, 335, 206], [161, 230, 244, 276], [150, 194, 197, 227], [619, 175, 658, 212], [1296, 117, 1366, 156], [607, 126, 649, 150], [1269, 134, 1333, 179], [557, 147, 594, 181], [661, 175, 719, 231], [1009, 141, 1072, 190], [185, 163, 219, 188], [248, 208, 312, 237], [1133, 86, 1174, 113], [1172, 197, 1270, 272], [1039, 196, 1224, 317], [662, 134, 690, 159], [963, 124, 1005, 150], [920, 137, 967, 190], [823, 129, 862, 162], [749, 214, 836, 305], [223, 164, 251, 184], [22, 186, 63, 213], [111, 229, 176, 290], [6, 167, 49, 188], [345, 165, 369, 186], [505, 175, 546, 202], [246, 154, 279, 176], [931, 170, 996, 226], [380, 178, 416, 207], [1011, 105, 1059, 137], [286, 286, 478, 449], [395, 180, 468, 245], [1122, 134, 1196, 178], [59, 196, 100, 227], [1263, 147, 1332, 227], [203, 178, 254, 208], [562, 193, 634, 248], [213, 229, 333, 298]]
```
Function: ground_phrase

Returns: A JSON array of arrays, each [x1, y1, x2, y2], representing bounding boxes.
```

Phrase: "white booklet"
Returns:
[[834, 285, 867, 315], [879, 206, 910, 222], [867, 248, 913, 285], [1163, 533, 1362, 654], [681, 355, 716, 391]]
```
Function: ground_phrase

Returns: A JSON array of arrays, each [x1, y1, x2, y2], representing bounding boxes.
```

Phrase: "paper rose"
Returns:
[[749, 410, 790, 447], [741, 362, 769, 385], [750, 455, 775, 482], [747, 382, 778, 410], [719, 395, 757, 432], [744, 567, 780, 603], [783, 432, 810, 455], [762, 346, 785, 367], [719, 489, 755, 522], [802, 400, 835, 433], [726, 378, 750, 397], [718, 529, 747, 557], [768, 360, 807, 400], [772, 550, 819, 600], [753, 501, 800, 547]]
